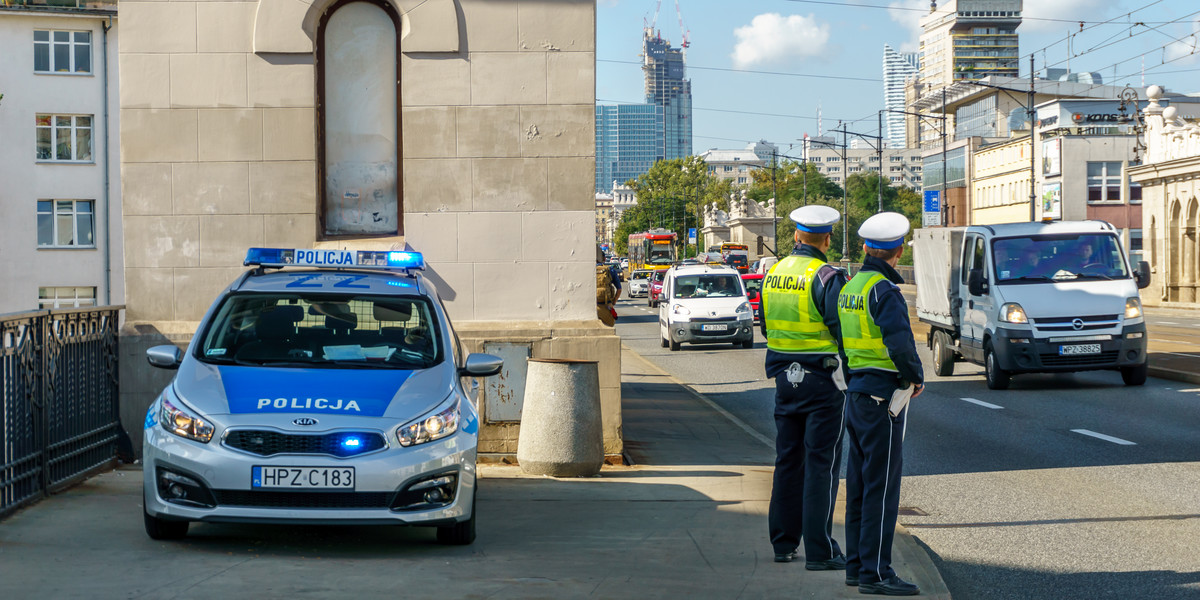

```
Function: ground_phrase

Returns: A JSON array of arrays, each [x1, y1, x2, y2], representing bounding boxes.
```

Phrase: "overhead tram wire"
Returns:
[[597, 98, 865, 124], [597, 59, 881, 83], [774, 0, 1184, 25]]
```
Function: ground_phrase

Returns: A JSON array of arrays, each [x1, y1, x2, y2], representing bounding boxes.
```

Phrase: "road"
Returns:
[[614, 295, 1200, 600]]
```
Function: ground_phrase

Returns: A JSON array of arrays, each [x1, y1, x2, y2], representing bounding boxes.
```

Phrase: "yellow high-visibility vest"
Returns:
[[762, 256, 838, 354], [837, 271, 899, 372]]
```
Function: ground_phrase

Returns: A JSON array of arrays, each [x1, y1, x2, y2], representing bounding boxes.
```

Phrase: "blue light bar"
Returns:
[[244, 248, 425, 271], [342, 437, 362, 448]]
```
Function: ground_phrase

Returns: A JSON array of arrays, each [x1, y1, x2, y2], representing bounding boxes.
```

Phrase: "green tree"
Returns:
[[746, 160, 845, 259], [613, 156, 733, 256]]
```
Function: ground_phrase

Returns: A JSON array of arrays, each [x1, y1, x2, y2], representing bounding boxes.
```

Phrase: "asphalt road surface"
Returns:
[[614, 296, 1200, 600]]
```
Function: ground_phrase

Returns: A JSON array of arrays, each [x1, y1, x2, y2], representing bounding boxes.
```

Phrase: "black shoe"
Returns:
[[858, 575, 920, 596], [805, 554, 847, 571], [774, 550, 798, 563], [846, 575, 859, 586]]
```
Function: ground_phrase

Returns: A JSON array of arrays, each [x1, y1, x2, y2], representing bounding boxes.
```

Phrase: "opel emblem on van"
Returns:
[[1071, 318, 1085, 330], [293, 417, 319, 426]]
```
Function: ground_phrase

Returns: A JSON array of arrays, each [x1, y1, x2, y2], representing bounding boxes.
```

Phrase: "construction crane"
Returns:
[[645, 0, 688, 48]]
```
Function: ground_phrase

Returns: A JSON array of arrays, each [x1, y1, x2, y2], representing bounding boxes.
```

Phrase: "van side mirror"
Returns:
[[967, 268, 988, 296], [1135, 261, 1151, 289]]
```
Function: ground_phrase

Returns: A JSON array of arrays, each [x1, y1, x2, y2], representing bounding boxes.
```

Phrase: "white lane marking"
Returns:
[[1071, 429, 1136, 446], [1178, 388, 1200, 393], [1164, 352, 1200, 357], [1157, 321, 1180, 325], [961, 397, 1004, 409]]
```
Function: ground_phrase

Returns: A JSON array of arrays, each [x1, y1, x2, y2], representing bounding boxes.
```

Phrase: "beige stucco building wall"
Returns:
[[117, 0, 620, 457], [971, 136, 1030, 225]]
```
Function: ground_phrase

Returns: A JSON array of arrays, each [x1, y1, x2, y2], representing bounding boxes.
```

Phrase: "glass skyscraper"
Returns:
[[595, 103, 666, 193], [643, 28, 692, 160], [883, 45, 920, 149]]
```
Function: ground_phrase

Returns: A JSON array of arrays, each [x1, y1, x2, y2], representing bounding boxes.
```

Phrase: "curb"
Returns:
[[1147, 366, 1200, 385]]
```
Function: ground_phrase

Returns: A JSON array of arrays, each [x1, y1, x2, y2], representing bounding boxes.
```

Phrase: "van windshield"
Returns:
[[993, 234, 1129, 283], [673, 274, 744, 298]]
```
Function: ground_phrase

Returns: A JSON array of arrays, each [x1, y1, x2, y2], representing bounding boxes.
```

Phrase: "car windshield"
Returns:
[[742, 278, 762, 293], [632, 271, 652, 280], [673, 274, 743, 298], [652, 271, 666, 282], [993, 234, 1129, 283], [197, 293, 442, 369], [649, 246, 674, 264]]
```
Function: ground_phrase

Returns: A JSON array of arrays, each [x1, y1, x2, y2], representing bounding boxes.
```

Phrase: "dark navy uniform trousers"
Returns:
[[768, 371, 845, 560], [844, 391, 906, 583]]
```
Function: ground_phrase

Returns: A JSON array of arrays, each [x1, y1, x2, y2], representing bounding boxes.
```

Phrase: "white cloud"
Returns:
[[731, 13, 830, 69], [886, 0, 926, 52], [1165, 18, 1200, 64]]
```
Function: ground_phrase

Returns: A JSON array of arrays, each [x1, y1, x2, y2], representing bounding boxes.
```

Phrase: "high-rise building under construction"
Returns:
[[643, 27, 692, 159]]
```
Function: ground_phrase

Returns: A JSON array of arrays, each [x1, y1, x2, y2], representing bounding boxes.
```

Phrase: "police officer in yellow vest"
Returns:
[[837, 212, 924, 596], [762, 205, 850, 570]]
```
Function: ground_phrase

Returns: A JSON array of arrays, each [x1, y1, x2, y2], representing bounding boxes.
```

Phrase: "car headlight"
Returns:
[[673, 304, 691, 315], [735, 302, 751, 313], [160, 394, 214, 443], [999, 302, 1028, 324], [397, 398, 460, 447], [1125, 297, 1143, 320]]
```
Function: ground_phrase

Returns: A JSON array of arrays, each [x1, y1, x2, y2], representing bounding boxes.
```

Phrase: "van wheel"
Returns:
[[660, 333, 669, 348], [436, 487, 477, 545], [669, 339, 680, 351], [1120, 363, 1148, 386], [933, 331, 955, 377], [741, 339, 754, 349], [984, 345, 1011, 390]]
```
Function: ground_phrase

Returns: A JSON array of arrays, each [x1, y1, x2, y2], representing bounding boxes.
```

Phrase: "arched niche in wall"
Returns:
[[253, 0, 461, 54]]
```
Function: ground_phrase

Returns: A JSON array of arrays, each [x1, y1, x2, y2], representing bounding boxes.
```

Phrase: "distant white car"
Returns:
[[627, 269, 652, 297], [658, 265, 754, 351]]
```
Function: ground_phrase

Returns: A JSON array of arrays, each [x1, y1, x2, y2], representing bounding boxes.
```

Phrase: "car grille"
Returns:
[[224, 430, 387, 458], [1032, 314, 1120, 332], [213, 490, 392, 509], [1039, 351, 1119, 367]]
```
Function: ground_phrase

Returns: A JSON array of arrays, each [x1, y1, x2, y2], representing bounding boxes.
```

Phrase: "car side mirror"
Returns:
[[146, 345, 183, 370], [1135, 260, 1151, 289], [968, 268, 988, 296], [459, 353, 503, 377]]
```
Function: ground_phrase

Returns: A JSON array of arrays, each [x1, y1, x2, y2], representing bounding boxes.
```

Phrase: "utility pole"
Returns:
[[877, 110, 884, 211], [771, 149, 778, 252], [841, 124, 849, 260], [1029, 53, 1036, 222]]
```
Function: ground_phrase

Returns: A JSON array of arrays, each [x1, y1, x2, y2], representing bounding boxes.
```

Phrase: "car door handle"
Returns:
[[968, 300, 974, 309]]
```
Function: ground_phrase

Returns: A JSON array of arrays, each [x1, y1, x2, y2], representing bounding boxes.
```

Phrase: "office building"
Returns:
[[643, 27, 692, 159], [883, 45, 920, 149], [595, 103, 665, 193], [699, 141, 775, 188]]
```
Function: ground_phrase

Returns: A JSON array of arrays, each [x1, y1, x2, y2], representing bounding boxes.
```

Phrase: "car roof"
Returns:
[[970, 220, 1116, 238], [229, 268, 428, 296], [670, 264, 738, 276], [741, 273, 764, 279]]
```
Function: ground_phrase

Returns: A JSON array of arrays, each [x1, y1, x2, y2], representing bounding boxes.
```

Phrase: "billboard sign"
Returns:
[[1041, 182, 1062, 220]]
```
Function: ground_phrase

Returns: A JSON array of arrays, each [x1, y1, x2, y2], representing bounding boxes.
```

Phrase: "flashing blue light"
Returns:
[[342, 437, 362, 448], [386, 251, 425, 270]]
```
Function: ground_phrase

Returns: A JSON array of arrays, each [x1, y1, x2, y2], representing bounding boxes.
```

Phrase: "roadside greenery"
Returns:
[[613, 156, 733, 256]]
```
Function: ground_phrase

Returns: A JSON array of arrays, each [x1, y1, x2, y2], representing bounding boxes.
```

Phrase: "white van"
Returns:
[[658, 265, 755, 351], [914, 221, 1150, 389]]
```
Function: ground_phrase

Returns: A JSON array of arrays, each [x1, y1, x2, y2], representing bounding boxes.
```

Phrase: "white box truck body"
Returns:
[[913, 221, 1151, 389]]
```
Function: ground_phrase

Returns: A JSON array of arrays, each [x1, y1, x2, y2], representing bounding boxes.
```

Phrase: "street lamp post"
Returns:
[[882, 106, 947, 226]]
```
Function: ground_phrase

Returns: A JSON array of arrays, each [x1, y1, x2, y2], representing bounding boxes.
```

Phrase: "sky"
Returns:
[[596, 0, 1200, 157]]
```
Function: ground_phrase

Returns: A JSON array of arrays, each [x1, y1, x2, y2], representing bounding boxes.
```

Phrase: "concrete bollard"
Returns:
[[516, 358, 604, 477]]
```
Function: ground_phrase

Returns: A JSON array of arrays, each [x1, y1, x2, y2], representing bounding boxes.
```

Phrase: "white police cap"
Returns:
[[788, 205, 840, 234], [858, 212, 911, 250]]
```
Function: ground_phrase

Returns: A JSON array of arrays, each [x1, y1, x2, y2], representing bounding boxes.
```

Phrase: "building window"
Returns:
[[869, 156, 879, 162], [889, 156, 902, 162], [1130, 181, 1142, 204], [34, 30, 91, 74], [36, 114, 92, 162], [811, 157, 822, 162], [1087, 161, 1122, 203], [737, 177, 747, 184], [1128, 229, 1143, 265], [38, 286, 96, 309], [38, 200, 94, 247], [827, 156, 840, 162], [318, 0, 401, 237], [829, 166, 841, 172], [724, 165, 734, 172]]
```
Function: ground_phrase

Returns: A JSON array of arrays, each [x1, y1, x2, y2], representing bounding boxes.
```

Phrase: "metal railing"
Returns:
[[0, 0, 117, 11], [1, 306, 123, 520]]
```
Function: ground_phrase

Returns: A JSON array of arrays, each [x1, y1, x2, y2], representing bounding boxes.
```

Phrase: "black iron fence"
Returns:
[[1, 306, 123, 520]]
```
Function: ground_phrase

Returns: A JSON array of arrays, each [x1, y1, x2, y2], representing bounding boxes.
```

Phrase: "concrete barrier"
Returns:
[[516, 358, 603, 477]]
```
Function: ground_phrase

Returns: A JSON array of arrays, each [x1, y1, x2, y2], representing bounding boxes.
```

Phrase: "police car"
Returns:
[[142, 248, 502, 544]]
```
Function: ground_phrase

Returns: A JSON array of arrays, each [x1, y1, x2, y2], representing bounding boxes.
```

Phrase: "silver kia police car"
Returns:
[[142, 248, 501, 544]]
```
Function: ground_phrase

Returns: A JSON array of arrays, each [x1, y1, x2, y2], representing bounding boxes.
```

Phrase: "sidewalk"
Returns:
[[0, 346, 949, 599]]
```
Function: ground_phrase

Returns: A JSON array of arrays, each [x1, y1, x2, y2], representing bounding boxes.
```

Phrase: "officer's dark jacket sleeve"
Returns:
[[868, 282, 924, 386]]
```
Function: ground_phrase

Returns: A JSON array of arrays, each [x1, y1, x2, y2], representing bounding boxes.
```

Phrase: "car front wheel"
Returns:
[[436, 487, 477, 545], [985, 344, 1011, 390], [143, 496, 188, 540]]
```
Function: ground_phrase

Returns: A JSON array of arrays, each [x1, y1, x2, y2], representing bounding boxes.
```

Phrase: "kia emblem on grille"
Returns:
[[293, 417, 319, 426], [1072, 318, 1084, 330]]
